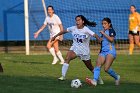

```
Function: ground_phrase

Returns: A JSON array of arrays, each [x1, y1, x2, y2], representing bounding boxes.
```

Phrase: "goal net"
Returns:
[[26, 0, 140, 55]]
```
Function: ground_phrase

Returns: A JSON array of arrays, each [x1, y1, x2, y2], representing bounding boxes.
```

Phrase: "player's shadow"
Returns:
[[13, 60, 48, 64], [6, 59, 49, 64], [0, 75, 140, 93]]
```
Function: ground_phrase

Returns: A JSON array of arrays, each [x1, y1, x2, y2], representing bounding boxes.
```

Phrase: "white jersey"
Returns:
[[67, 26, 95, 55], [44, 14, 62, 37]]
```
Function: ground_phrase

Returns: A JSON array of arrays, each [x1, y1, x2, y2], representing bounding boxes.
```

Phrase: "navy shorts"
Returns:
[[129, 31, 140, 36]]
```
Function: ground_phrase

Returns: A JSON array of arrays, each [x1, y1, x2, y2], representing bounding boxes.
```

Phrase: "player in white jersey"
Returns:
[[34, 5, 64, 65], [51, 15, 104, 84]]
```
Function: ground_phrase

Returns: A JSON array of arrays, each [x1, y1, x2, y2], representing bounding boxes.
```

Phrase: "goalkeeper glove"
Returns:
[[132, 26, 138, 34]]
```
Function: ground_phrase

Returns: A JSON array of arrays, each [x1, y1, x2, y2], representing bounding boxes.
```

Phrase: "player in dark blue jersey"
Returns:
[[86, 17, 120, 86]]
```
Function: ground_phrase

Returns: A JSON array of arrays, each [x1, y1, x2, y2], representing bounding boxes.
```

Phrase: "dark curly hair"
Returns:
[[75, 15, 97, 27]]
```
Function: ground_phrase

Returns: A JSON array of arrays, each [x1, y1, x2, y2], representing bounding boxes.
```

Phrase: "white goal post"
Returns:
[[24, 0, 47, 55], [24, 0, 30, 55], [42, 0, 48, 17]]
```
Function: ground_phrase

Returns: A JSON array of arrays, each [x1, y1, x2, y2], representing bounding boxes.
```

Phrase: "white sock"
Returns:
[[57, 51, 64, 62], [49, 47, 58, 59], [62, 63, 69, 77]]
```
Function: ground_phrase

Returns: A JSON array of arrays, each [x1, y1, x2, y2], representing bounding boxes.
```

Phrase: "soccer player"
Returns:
[[128, 5, 140, 55], [86, 17, 120, 86], [34, 5, 64, 64], [51, 15, 104, 84]]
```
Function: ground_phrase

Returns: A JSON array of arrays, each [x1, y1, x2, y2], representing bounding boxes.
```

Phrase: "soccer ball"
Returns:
[[71, 79, 82, 88]]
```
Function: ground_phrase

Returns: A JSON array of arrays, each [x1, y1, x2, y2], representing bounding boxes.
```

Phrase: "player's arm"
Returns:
[[59, 24, 64, 32], [34, 24, 46, 38], [100, 30, 115, 43], [86, 28, 102, 43], [93, 34, 102, 43], [133, 13, 140, 32], [51, 30, 68, 42], [56, 15, 64, 41], [59, 24, 64, 41], [136, 13, 140, 27]]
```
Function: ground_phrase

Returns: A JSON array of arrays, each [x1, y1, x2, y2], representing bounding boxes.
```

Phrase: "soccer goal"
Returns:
[[24, 0, 140, 55]]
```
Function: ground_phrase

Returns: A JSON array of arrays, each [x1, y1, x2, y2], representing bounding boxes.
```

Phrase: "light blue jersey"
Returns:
[[99, 28, 116, 58]]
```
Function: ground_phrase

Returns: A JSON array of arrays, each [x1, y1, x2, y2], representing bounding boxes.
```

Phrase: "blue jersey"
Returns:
[[100, 28, 116, 52]]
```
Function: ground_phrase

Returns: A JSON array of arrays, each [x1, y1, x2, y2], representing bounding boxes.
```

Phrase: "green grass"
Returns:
[[0, 53, 140, 93]]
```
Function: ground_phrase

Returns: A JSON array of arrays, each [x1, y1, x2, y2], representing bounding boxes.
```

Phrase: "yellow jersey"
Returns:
[[129, 12, 140, 31]]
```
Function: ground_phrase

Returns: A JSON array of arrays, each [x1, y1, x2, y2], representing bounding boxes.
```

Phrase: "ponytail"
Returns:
[[102, 17, 114, 29], [75, 15, 97, 27]]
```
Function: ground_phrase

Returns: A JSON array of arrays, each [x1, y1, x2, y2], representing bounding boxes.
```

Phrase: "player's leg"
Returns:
[[128, 33, 134, 55], [83, 59, 93, 72], [58, 50, 77, 80], [47, 39, 58, 64], [93, 55, 105, 85], [53, 40, 64, 64], [83, 59, 104, 85], [104, 54, 120, 85], [86, 55, 105, 86], [134, 33, 140, 47]]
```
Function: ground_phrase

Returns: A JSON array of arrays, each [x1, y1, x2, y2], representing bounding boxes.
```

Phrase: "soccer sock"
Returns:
[[56, 51, 64, 62], [93, 66, 101, 81], [62, 63, 69, 77], [129, 44, 134, 55], [107, 68, 118, 80], [49, 47, 58, 59]]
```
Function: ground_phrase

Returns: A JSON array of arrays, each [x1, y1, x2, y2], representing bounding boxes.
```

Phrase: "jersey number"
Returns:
[[76, 38, 83, 43]]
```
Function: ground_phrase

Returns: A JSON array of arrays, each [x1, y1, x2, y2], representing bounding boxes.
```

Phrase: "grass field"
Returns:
[[0, 53, 140, 93]]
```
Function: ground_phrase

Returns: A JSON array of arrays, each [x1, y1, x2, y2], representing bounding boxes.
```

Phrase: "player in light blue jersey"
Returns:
[[86, 17, 120, 86], [51, 15, 104, 84]]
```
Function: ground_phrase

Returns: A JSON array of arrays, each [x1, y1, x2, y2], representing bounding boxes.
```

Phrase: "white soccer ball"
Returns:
[[71, 79, 82, 88]]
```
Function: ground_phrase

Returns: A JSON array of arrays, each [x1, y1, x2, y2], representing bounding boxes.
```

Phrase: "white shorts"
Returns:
[[78, 54, 90, 61], [50, 36, 60, 40], [50, 32, 63, 41], [70, 46, 90, 61]]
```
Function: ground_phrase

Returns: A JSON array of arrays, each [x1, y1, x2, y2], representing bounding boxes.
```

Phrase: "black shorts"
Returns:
[[129, 31, 140, 36]]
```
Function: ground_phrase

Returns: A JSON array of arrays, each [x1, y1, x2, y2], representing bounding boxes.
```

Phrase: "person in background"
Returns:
[[128, 5, 140, 55], [34, 5, 64, 64]]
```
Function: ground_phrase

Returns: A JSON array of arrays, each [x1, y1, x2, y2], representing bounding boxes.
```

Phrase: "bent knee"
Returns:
[[47, 44, 52, 49], [135, 42, 140, 46]]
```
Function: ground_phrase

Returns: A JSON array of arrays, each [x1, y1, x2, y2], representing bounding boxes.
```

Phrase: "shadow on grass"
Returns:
[[12, 60, 48, 64], [5, 59, 49, 64], [0, 75, 140, 93]]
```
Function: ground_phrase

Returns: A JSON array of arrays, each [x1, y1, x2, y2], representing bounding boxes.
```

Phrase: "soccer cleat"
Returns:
[[86, 77, 92, 85], [115, 75, 120, 86], [58, 76, 66, 81], [97, 76, 104, 85], [52, 57, 59, 65], [86, 77, 97, 86], [59, 61, 64, 65]]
